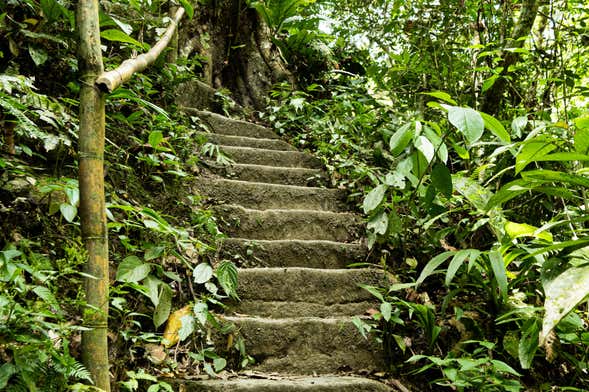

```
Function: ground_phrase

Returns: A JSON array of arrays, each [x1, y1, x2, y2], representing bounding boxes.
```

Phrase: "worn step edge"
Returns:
[[169, 375, 391, 391], [189, 109, 279, 139], [194, 178, 347, 212], [206, 162, 327, 186], [214, 205, 362, 242], [197, 132, 295, 151], [235, 267, 384, 304], [219, 239, 367, 269], [231, 300, 376, 318], [219, 145, 322, 169], [221, 316, 384, 374]]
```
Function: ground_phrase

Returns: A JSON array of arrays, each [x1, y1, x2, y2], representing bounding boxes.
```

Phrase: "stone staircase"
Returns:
[[177, 111, 390, 391]]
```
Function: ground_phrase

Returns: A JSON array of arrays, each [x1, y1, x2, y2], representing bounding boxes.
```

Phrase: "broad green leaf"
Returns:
[[100, 29, 147, 50], [444, 105, 484, 144], [541, 263, 589, 345], [415, 135, 435, 163], [358, 284, 384, 302], [116, 256, 151, 283], [422, 91, 457, 105], [193, 301, 208, 326], [28, 45, 48, 66], [445, 249, 470, 286], [213, 357, 227, 372], [485, 179, 534, 211], [480, 111, 510, 143], [367, 211, 388, 235], [363, 184, 388, 214], [431, 163, 452, 197], [490, 360, 521, 376], [505, 221, 553, 242], [153, 284, 172, 328], [32, 285, 57, 305], [575, 114, 589, 130], [389, 122, 414, 156], [0, 363, 17, 389], [148, 131, 164, 149], [522, 169, 589, 188], [178, 314, 195, 341], [380, 302, 392, 322], [515, 139, 556, 174], [144, 246, 164, 261], [178, 0, 194, 19], [416, 251, 455, 286], [411, 150, 429, 178], [511, 115, 528, 137], [481, 74, 499, 93], [216, 260, 239, 299], [533, 152, 589, 162], [519, 318, 539, 369], [144, 275, 161, 307], [193, 263, 213, 284], [489, 250, 507, 300], [574, 126, 589, 155], [59, 203, 77, 222], [453, 174, 493, 211]]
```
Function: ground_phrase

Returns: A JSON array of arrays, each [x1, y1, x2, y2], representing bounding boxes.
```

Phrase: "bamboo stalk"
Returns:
[[96, 7, 185, 93], [77, 0, 110, 390]]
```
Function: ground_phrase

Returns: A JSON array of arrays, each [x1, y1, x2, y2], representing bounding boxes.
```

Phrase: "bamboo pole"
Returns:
[[76, 0, 110, 390], [96, 7, 185, 93]]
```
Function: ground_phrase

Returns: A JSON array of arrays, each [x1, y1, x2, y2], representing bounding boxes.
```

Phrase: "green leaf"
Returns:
[[178, 314, 195, 341], [0, 363, 16, 389], [519, 318, 539, 369], [445, 250, 470, 286], [490, 360, 521, 376], [367, 211, 388, 235], [480, 111, 510, 143], [28, 45, 48, 66], [481, 74, 499, 93], [414, 135, 435, 163], [32, 285, 57, 305], [515, 139, 556, 174], [574, 126, 589, 155], [100, 29, 147, 50], [416, 251, 455, 286], [358, 284, 384, 302], [193, 301, 208, 326], [533, 152, 589, 162], [193, 263, 213, 284], [148, 131, 164, 149], [541, 262, 589, 344], [144, 275, 161, 307], [116, 256, 151, 283], [59, 203, 77, 222], [153, 284, 172, 328], [363, 184, 388, 214], [444, 105, 484, 144], [216, 260, 239, 299], [389, 122, 414, 156], [522, 169, 589, 188], [511, 115, 528, 137], [505, 221, 553, 242], [380, 301, 392, 322], [431, 163, 452, 197], [489, 250, 507, 300], [421, 91, 457, 105], [178, 0, 194, 19], [213, 357, 227, 372]]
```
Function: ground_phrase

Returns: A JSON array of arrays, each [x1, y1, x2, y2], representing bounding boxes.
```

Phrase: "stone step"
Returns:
[[171, 376, 391, 391], [222, 316, 384, 374], [194, 179, 347, 212], [214, 205, 362, 242], [220, 239, 367, 269], [197, 132, 295, 151], [207, 162, 327, 186], [218, 146, 322, 169], [233, 300, 376, 319], [234, 267, 383, 306], [196, 110, 279, 139]]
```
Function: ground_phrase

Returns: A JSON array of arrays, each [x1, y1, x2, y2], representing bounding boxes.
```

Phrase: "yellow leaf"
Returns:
[[162, 305, 191, 347], [505, 221, 553, 242], [24, 18, 39, 25]]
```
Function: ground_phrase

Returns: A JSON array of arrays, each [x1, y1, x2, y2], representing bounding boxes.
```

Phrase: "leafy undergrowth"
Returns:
[[265, 75, 589, 391]]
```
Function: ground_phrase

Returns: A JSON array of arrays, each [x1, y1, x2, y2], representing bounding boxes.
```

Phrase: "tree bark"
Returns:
[[76, 0, 110, 390], [481, 0, 541, 115], [179, 0, 294, 110]]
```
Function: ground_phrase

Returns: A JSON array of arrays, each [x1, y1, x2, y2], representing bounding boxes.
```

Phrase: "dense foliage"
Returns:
[[259, 0, 589, 390]]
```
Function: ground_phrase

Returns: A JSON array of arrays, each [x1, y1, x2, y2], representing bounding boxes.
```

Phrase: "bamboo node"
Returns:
[[79, 152, 104, 161]]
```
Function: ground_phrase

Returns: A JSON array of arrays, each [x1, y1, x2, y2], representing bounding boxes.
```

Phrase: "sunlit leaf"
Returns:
[[389, 122, 414, 156], [515, 139, 556, 174], [193, 263, 213, 284], [178, 0, 194, 19], [363, 184, 387, 214], [116, 256, 151, 283], [443, 105, 484, 145], [100, 29, 148, 50], [415, 135, 434, 163], [193, 301, 208, 326], [421, 91, 457, 105], [367, 211, 388, 235], [574, 126, 589, 155], [59, 203, 77, 222], [505, 221, 553, 242], [480, 111, 510, 143], [163, 305, 192, 347], [380, 302, 392, 322], [153, 284, 172, 328]]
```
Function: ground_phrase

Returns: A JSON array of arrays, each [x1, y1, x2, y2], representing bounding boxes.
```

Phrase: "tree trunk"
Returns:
[[179, 0, 294, 110], [481, 0, 541, 115]]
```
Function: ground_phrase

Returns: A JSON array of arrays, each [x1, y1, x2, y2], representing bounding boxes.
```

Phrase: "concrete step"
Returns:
[[171, 376, 391, 391], [207, 162, 327, 186], [219, 239, 367, 269], [214, 205, 363, 242], [197, 132, 295, 151], [196, 110, 279, 139], [219, 146, 322, 169], [194, 179, 347, 212], [234, 267, 384, 306], [222, 316, 385, 374]]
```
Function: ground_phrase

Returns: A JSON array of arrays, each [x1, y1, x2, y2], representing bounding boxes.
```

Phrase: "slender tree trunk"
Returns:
[[481, 0, 541, 115], [76, 0, 110, 390]]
